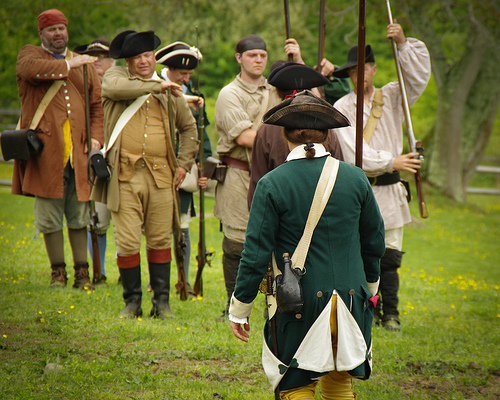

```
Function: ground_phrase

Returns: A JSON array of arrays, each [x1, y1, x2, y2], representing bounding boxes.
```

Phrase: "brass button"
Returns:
[[295, 313, 302, 319], [349, 289, 355, 295], [317, 291, 323, 298]]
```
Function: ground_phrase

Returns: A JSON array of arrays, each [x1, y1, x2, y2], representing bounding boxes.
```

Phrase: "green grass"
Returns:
[[1, 179, 499, 399]]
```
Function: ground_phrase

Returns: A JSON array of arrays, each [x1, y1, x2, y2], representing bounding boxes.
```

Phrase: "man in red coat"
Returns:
[[13, 9, 104, 289]]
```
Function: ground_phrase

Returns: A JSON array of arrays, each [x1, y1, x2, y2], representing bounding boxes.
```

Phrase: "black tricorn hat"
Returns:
[[333, 45, 375, 79], [109, 30, 161, 59], [73, 38, 110, 55], [155, 42, 202, 69], [268, 62, 329, 91], [263, 90, 350, 130]]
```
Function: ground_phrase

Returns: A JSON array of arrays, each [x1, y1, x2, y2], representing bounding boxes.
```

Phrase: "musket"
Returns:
[[193, 26, 213, 297], [355, 0, 366, 169], [385, 0, 428, 218], [168, 87, 189, 301], [283, 0, 293, 61], [317, 0, 326, 99], [84, 65, 102, 283], [265, 263, 280, 400]]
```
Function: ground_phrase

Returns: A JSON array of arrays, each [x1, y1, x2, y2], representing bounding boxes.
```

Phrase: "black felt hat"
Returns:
[[263, 90, 350, 130], [155, 42, 202, 69], [267, 62, 329, 91], [109, 30, 161, 59], [333, 45, 375, 79], [73, 38, 110, 56]]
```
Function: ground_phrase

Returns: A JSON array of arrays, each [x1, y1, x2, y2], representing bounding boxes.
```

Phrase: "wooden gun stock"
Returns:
[[84, 65, 103, 282], [174, 227, 188, 301], [89, 208, 102, 283]]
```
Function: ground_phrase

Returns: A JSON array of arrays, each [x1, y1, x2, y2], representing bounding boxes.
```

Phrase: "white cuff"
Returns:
[[367, 278, 380, 296], [228, 293, 253, 319], [228, 314, 247, 324]]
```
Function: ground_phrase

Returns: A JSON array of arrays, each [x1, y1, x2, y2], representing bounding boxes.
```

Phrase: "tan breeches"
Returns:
[[279, 295, 357, 400], [112, 167, 173, 256]]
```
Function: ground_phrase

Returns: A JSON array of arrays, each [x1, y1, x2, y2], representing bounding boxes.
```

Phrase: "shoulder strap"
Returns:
[[272, 157, 340, 278], [102, 94, 150, 155], [268, 157, 339, 319], [362, 88, 383, 144], [291, 157, 340, 270], [16, 80, 64, 130]]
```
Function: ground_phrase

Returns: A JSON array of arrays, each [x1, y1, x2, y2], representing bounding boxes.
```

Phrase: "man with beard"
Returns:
[[13, 9, 103, 289]]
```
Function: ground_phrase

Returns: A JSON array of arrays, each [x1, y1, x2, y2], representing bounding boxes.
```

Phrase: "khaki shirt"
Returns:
[[213, 74, 280, 241], [91, 66, 198, 212]]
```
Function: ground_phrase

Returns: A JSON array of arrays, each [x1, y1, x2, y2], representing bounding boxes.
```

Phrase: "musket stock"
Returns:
[[385, 0, 428, 218], [168, 87, 189, 300], [193, 27, 213, 296], [84, 65, 102, 283]]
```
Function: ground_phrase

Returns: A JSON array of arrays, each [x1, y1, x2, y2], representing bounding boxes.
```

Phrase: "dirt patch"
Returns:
[[395, 361, 500, 399]]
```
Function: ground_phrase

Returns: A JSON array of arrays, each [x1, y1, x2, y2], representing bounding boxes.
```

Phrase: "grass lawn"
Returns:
[[0, 179, 499, 399]]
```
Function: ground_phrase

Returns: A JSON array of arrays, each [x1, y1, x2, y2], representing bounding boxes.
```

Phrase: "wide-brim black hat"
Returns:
[[109, 30, 161, 59], [333, 45, 375, 79], [74, 38, 110, 56], [263, 90, 350, 130], [155, 41, 202, 69], [267, 62, 329, 91]]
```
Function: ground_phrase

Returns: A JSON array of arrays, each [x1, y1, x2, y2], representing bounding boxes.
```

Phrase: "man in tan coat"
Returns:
[[94, 30, 198, 319], [13, 9, 104, 289]]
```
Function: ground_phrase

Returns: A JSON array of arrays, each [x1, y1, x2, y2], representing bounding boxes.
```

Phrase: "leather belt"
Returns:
[[220, 155, 249, 172], [368, 171, 400, 186]]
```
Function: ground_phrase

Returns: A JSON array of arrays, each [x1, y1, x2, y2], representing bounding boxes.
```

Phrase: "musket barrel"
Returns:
[[385, 0, 428, 218], [355, 0, 366, 168], [284, 0, 293, 61]]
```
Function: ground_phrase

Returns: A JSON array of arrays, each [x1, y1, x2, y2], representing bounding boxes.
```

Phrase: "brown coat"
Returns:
[[248, 124, 344, 208], [12, 45, 104, 201], [90, 66, 199, 213]]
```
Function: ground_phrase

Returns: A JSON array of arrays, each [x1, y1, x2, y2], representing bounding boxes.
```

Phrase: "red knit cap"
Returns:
[[38, 9, 68, 30]]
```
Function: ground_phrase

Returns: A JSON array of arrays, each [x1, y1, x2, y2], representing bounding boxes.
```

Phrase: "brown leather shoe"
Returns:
[[73, 263, 95, 290], [49, 263, 67, 288]]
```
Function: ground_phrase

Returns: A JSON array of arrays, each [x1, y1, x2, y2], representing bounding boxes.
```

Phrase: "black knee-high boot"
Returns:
[[118, 265, 142, 318], [149, 261, 174, 319], [221, 236, 244, 316], [379, 248, 404, 329]]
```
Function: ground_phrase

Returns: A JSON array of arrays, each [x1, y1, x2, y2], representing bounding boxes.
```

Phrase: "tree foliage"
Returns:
[[1, 0, 498, 200]]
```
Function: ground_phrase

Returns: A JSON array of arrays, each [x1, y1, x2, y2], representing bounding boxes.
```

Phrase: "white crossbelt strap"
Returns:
[[268, 156, 340, 319], [291, 156, 340, 270], [101, 94, 150, 156], [16, 80, 64, 130]]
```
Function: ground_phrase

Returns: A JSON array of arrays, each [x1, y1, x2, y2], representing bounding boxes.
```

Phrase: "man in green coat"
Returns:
[[229, 91, 385, 399]]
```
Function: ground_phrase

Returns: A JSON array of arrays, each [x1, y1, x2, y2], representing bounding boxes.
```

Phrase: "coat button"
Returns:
[[317, 291, 323, 298], [295, 313, 302, 319], [349, 289, 355, 295]]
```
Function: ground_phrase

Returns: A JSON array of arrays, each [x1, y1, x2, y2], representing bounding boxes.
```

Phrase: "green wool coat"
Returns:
[[234, 156, 385, 391]]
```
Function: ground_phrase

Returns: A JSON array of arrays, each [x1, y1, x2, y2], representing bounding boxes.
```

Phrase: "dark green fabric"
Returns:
[[324, 72, 351, 106], [234, 156, 385, 390]]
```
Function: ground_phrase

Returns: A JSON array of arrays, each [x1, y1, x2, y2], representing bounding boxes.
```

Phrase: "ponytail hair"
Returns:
[[283, 128, 328, 159]]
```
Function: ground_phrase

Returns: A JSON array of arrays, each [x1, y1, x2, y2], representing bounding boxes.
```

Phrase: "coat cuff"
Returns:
[[229, 293, 253, 319], [367, 278, 380, 296]]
